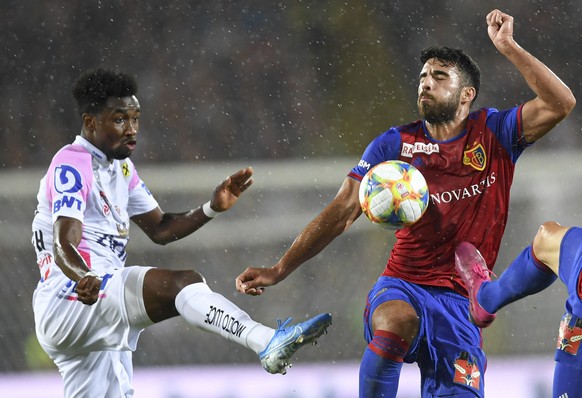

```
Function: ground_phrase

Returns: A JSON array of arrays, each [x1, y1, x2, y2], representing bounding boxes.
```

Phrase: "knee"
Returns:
[[175, 270, 206, 290], [372, 301, 419, 344], [532, 221, 560, 255]]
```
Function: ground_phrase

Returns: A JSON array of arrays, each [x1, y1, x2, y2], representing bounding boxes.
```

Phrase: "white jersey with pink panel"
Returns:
[[31, 135, 158, 283]]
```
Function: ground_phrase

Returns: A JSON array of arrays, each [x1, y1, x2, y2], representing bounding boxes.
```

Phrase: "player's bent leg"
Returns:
[[478, 221, 566, 319], [477, 246, 557, 319], [124, 266, 155, 329], [141, 268, 206, 323], [175, 281, 271, 348], [532, 221, 571, 275], [171, 277, 332, 374]]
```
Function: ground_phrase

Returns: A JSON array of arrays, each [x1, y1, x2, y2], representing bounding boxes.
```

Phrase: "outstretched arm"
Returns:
[[236, 177, 362, 295], [486, 9, 575, 143], [133, 167, 254, 245]]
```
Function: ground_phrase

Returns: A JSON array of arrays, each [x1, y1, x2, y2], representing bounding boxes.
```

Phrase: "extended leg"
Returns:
[[455, 240, 557, 328], [140, 268, 332, 374]]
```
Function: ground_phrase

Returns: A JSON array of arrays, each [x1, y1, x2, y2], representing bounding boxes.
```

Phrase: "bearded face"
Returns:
[[417, 87, 462, 124]]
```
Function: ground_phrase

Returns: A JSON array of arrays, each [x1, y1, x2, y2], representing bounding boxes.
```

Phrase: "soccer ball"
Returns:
[[359, 160, 429, 229]]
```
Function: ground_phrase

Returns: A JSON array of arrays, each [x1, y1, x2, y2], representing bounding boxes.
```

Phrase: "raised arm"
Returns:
[[132, 167, 253, 245], [486, 9, 575, 143], [236, 176, 362, 295]]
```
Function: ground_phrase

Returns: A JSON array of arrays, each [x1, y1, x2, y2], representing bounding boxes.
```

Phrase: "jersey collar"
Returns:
[[74, 135, 110, 167]]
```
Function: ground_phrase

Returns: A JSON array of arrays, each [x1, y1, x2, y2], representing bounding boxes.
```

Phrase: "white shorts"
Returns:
[[32, 266, 154, 397]]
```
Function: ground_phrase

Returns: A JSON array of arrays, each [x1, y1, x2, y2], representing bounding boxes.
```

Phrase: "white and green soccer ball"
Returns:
[[359, 160, 429, 229]]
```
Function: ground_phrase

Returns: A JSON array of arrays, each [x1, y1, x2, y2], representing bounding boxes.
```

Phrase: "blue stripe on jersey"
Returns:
[[484, 104, 527, 163]]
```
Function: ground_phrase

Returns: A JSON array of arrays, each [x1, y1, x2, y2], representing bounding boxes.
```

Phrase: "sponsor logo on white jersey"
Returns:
[[54, 165, 82, 193]]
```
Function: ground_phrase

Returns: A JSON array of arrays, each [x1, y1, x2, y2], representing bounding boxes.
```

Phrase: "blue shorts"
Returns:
[[554, 227, 582, 369], [364, 276, 485, 397]]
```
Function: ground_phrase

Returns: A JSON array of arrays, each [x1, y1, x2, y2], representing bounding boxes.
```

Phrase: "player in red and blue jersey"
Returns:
[[350, 105, 522, 293], [236, 9, 575, 397]]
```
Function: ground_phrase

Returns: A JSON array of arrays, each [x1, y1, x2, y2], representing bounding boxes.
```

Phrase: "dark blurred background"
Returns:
[[1, 0, 581, 375], [2, 0, 581, 169]]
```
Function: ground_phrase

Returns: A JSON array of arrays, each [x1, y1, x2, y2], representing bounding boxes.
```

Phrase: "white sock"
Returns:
[[175, 282, 275, 353]]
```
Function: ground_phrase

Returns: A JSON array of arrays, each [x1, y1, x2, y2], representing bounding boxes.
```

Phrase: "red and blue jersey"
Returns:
[[349, 106, 528, 295]]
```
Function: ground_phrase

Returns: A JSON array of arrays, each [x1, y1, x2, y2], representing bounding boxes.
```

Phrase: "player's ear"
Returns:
[[462, 86, 476, 103], [82, 113, 97, 133]]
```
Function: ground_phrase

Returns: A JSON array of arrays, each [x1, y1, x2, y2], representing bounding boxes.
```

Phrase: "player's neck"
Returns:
[[425, 109, 469, 141], [425, 121, 464, 141]]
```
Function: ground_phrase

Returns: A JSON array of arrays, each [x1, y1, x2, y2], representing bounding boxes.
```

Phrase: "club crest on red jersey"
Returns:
[[453, 352, 481, 390], [463, 143, 486, 171]]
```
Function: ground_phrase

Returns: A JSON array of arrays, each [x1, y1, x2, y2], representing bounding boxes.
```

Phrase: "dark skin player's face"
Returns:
[[82, 96, 140, 160]]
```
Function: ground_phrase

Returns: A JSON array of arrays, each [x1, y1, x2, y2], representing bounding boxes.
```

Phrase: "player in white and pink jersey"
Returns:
[[31, 68, 332, 398], [236, 9, 575, 398], [32, 135, 155, 281]]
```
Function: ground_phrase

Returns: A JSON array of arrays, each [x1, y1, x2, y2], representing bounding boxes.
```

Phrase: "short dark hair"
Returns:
[[420, 47, 481, 103], [72, 68, 138, 116]]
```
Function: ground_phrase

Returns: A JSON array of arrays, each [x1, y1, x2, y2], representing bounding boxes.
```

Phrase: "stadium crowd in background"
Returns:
[[2, 2, 580, 169]]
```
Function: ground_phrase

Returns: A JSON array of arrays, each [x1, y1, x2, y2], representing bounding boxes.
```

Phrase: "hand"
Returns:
[[75, 275, 102, 305], [235, 266, 281, 296], [210, 167, 254, 212], [486, 9, 516, 53]]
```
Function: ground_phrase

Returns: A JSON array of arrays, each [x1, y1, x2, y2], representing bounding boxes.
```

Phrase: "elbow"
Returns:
[[559, 91, 576, 118], [566, 94, 576, 114], [151, 236, 171, 246], [152, 239, 170, 246], [148, 233, 172, 246]]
